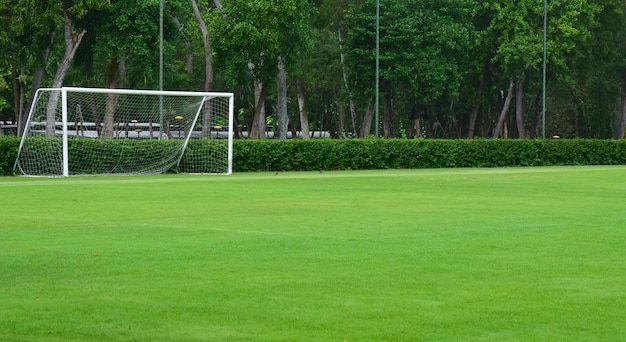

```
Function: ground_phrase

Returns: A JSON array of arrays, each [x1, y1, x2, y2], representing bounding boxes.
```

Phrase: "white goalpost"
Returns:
[[15, 87, 234, 177]]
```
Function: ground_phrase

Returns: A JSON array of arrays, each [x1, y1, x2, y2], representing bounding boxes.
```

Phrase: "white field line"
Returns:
[[2, 165, 625, 187]]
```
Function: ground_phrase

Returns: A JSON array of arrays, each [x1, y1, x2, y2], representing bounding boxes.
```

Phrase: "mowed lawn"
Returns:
[[1, 166, 625, 341]]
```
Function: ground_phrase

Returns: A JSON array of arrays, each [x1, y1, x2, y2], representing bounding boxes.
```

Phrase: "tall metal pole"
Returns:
[[159, 0, 164, 138], [542, 0, 547, 139], [375, 0, 380, 138], [159, 0, 164, 92]]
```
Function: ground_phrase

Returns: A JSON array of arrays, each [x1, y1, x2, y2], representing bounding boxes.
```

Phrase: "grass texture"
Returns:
[[1, 166, 625, 341]]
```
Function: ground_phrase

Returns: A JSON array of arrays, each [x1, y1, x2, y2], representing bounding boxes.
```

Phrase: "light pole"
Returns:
[[159, 0, 164, 139], [375, 0, 380, 138], [542, 0, 547, 139], [159, 0, 163, 93]]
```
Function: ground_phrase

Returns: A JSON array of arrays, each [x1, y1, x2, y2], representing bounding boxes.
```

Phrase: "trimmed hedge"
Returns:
[[0, 136, 20, 175], [232, 139, 626, 172], [2, 136, 626, 175]]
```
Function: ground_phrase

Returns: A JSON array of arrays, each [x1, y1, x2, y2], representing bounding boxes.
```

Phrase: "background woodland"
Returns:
[[2, 0, 626, 139]]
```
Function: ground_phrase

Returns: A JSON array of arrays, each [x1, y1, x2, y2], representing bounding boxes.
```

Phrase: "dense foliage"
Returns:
[[232, 139, 626, 171], [0, 137, 19, 175], [2, 137, 626, 175], [2, 0, 626, 139]]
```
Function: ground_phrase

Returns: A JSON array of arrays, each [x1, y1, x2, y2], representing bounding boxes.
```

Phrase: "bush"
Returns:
[[232, 139, 626, 172], [3, 137, 626, 176], [0, 137, 20, 175]]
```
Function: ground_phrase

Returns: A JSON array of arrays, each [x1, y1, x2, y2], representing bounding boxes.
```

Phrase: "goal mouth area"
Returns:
[[15, 87, 234, 177]]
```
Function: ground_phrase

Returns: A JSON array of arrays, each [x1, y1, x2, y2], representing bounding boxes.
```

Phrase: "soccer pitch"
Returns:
[[1, 166, 625, 341]]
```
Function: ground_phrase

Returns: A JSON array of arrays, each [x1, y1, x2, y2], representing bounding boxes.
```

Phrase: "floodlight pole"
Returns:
[[542, 0, 547, 139], [159, 0, 163, 92], [375, 0, 380, 138], [159, 0, 164, 138]]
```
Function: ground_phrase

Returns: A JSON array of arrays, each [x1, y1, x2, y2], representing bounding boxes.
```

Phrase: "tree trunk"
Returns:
[[250, 80, 266, 139], [468, 57, 490, 138], [11, 66, 21, 125], [615, 100, 626, 139], [530, 90, 543, 139], [103, 57, 119, 139], [23, 68, 46, 133], [190, 0, 214, 91], [337, 101, 345, 138], [614, 70, 626, 139], [493, 78, 514, 139], [359, 102, 375, 137], [101, 54, 127, 139], [276, 55, 289, 139], [190, 0, 216, 138], [19, 33, 54, 136], [338, 28, 358, 136], [382, 82, 395, 138], [297, 83, 310, 139], [503, 120, 508, 138], [45, 5, 86, 137], [414, 117, 422, 138], [515, 76, 526, 138]]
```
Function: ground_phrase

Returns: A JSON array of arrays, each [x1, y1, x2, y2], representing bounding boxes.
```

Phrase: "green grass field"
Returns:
[[1, 166, 625, 341]]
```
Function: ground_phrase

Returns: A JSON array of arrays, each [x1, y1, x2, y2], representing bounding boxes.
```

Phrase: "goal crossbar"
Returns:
[[15, 87, 234, 177], [61, 87, 234, 98]]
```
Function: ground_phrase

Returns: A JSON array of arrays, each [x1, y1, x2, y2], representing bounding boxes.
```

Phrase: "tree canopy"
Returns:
[[1, 0, 625, 139]]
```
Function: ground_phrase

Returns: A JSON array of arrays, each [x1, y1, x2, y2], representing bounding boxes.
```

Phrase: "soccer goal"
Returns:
[[15, 87, 233, 177]]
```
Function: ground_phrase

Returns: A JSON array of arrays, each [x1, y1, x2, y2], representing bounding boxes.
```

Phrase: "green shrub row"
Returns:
[[2, 136, 626, 175], [232, 139, 626, 172]]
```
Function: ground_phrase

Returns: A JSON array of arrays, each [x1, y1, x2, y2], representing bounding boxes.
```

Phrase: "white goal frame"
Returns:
[[15, 87, 234, 177]]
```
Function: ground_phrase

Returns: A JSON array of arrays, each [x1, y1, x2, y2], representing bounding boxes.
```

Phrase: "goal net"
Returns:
[[15, 87, 233, 177]]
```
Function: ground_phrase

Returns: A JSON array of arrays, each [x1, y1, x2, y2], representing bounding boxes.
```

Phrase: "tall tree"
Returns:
[[190, 0, 216, 92], [189, 0, 223, 137], [44, 0, 108, 136], [276, 55, 289, 139], [84, 0, 164, 137], [0, 0, 74, 133], [213, 0, 312, 139], [574, 0, 626, 139], [478, 0, 599, 138], [292, 0, 352, 137], [345, 0, 474, 137]]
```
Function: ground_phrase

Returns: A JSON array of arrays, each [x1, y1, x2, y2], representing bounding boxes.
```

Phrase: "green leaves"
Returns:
[[345, 0, 474, 100], [213, 0, 313, 83], [482, 0, 599, 76], [1, 0, 625, 139]]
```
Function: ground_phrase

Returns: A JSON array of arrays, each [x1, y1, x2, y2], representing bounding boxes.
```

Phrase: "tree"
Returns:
[[79, 0, 167, 137], [345, 0, 474, 138], [289, 0, 358, 138], [0, 2, 9, 123], [1, 0, 62, 133], [189, 0, 224, 137], [477, 0, 599, 138], [213, 0, 312, 139], [2, 0, 626, 140], [570, 0, 626, 139], [45, 0, 93, 136], [190, 0, 219, 92]]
